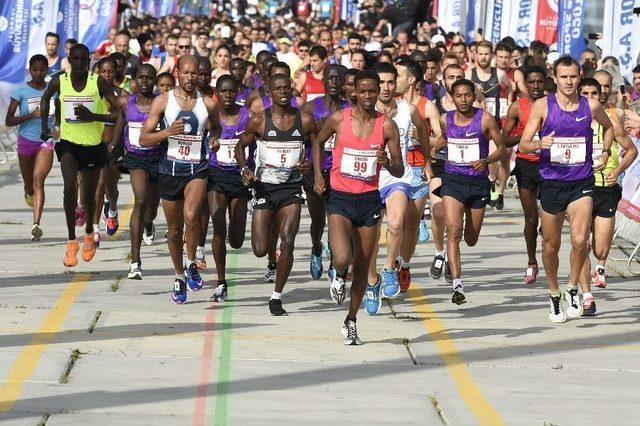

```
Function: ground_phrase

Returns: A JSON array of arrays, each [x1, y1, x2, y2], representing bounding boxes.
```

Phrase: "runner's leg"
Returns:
[[540, 210, 565, 294], [443, 196, 465, 279], [183, 178, 207, 265], [463, 205, 486, 247], [60, 152, 80, 240], [274, 203, 301, 293], [163, 198, 186, 275], [209, 190, 229, 281], [18, 154, 35, 199], [31, 148, 53, 225], [519, 186, 539, 265], [129, 169, 150, 264]]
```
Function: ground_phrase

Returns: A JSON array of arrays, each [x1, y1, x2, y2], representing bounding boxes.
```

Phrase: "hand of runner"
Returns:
[[209, 137, 220, 152], [40, 127, 52, 142], [470, 159, 487, 172], [540, 130, 554, 149], [604, 168, 620, 186], [593, 153, 609, 172], [167, 118, 185, 136], [298, 155, 311, 174], [422, 163, 433, 183], [377, 147, 390, 168], [74, 105, 94, 121], [314, 173, 326, 195], [241, 166, 256, 186]]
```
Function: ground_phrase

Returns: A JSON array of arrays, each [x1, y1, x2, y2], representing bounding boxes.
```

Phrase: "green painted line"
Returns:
[[214, 251, 239, 426]]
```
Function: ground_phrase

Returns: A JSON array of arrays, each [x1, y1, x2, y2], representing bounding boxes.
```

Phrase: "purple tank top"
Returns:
[[307, 96, 348, 170], [252, 73, 262, 90], [208, 106, 254, 171], [539, 94, 593, 181], [235, 86, 250, 106], [444, 108, 489, 178], [423, 82, 435, 101], [124, 94, 161, 156]]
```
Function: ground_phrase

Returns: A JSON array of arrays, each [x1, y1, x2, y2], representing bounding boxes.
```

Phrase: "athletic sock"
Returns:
[[108, 209, 118, 218], [566, 283, 579, 292], [452, 278, 462, 290], [187, 259, 195, 268], [435, 249, 445, 257], [550, 290, 560, 297], [175, 274, 184, 281], [400, 260, 410, 269], [596, 264, 605, 273], [583, 292, 593, 300], [93, 224, 100, 233], [271, 291, 282, 300]]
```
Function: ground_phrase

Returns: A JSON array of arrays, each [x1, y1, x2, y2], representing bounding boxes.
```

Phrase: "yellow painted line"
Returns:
[[408, 286, 504, 426], [0, 273, 90, 412]]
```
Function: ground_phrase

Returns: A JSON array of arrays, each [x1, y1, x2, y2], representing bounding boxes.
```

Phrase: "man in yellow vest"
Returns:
[[40, 43, 121, 267]]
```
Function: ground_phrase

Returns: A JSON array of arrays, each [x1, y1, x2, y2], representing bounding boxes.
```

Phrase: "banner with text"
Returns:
[[78, 0, 118, 52], [602, 0, 640, 81], [157, 0, 178, 17], [535, 0, 558, 45], [465, 0, 481, 43], [484, 0, 505, 45], [557, 0, 586, 60], [56, 0, 79, 57], [509, 0, 538, 47], [438, 0, 462, 34]]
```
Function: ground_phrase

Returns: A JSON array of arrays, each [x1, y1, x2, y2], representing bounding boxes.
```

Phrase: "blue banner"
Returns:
[[140, 0, 157, 16], [78, 0, 118, 52], [157, 0, 177, 17], [465, 0, 478, 43], [0, 0, 33, 83], [557, 0, 586, 60], [181, 0, 209, 16], [56, 0, 79, 56], [490, 0, 504, 45]]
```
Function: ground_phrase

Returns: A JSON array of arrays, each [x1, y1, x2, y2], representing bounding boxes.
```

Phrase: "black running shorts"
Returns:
[[55, 139, 107, 171], [253, 181, 304, 211], [430, 158, 446, 179], [440, 172, 491, 209], [207, 166, 249, 199], [124, 152, 161, 182], [512, 157, 541, 192], [592, 185, 622, 218], [301, 168, 331, 195], [539, 176, 595, 215], [158, 169, 208, 201], [327, 189, 382, 228]]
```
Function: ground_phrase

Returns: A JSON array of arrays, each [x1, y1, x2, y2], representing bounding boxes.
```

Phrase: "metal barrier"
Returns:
[[611, 211, 640, 274]]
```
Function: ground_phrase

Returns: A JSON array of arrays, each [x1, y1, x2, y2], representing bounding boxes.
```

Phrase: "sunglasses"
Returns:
[[299, 48, 309, 53], [178, 45, 191, 49]]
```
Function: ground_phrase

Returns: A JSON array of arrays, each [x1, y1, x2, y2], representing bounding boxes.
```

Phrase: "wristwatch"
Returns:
[[601, 148, 612, 156], [482, 158, 490, 166], [241, 166, 249, 174]]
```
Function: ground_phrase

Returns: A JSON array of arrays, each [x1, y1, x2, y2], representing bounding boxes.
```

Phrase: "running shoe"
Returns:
[[128, 262, 142, 280], [195, 247, 207, 270], [327, 266, 336, 283], [171, 278, 187, 304], [323, 242, 332, 260], [30, 224, 43, 242], [341, 317, 362, 346], [185, 262, 203, 291], [548, 294, 566, 323], [330, 275, 347, 305], [495, 193, 504, 210], [489, 181, 498, 208], [593, 267, 606, 288], [75, 204, 85, 227], [399, 267, 411, 292], [582, 295, 597, 316], [382, 268, 400, 299], [524, 263, 538, 284], [451, 283, 467, 305], [269, 298, 287, 316], [82, 233, 96, 262], [564, 287, 583, 318], [310, 251, 323, 279], [210, 282, 228, 303], [264, 261, 277, 283], [93, 229, 101, 248], [24, 193, 33, 208], [429, 254, 445, 279], [443, 259, 453, 283], [63, 239, 79, 267], [143, 223, 156, 246], [419, 220, 430, 243], [364, 274, 382, 315], [102, 200, 110, 221], [105, 214, 119, 236]]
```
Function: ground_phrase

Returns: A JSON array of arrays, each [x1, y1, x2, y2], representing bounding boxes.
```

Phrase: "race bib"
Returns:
[[167, 134, 202, 164], [408, 125, 419, 149], [128, 122, 144, 148], [340, 147, 378, 181], [448, 138, 480, 165], [306, 93, 323, 101], [27, 97, 55, 117], [264, 141, 301, 170], [63, 95, 94, 122], [592, 142, 604, 155], [325, 134, 336, 150], [550, 137, 586, 166], [485, 98, 496, 116], [498, 97, 509, 118], [217, 138, 239, 165]]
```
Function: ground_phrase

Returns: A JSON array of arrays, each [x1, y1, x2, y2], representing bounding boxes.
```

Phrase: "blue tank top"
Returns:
[[444, 108, 489, 178], [539, 94, 593, 181], [208, 106, 255, 171]]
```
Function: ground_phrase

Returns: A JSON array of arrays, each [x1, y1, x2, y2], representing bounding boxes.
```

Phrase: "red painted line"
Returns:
[[193, 310, 216, 426]]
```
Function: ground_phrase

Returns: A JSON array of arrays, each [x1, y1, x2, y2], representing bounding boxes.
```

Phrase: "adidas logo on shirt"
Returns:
[[292, 129, 301, 136], [268, 130, 277, 136]]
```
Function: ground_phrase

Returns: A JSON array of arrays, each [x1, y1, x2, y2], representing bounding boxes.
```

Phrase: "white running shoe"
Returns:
[[128, 262, 142, 280], [564, 288, 583, 318], [549, 295, 566, 323]]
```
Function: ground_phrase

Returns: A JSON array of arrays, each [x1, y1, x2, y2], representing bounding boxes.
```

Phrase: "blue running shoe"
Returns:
[[185, 262, 203, 291], [310, 252, 323, 279], [419, 220, 430, 243], [327, 266, 336, 283], [323, 242, 332, 260], [364, 274, 382, 316], [382, 268, 400, 299], [171, 278, 187, 304]]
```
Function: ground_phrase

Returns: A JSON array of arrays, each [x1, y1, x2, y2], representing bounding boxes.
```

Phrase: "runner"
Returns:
[[44, 32, 63, 76], [234, 73, 315, 316], [110, 64, 161, 279], [577, 77, 637, 301], [156, 72, 176, 93], [139, 55, 219, 304], [5, 55, 55, 240], [433, 78, 505, 305], [229, 58, 251, 106], [365, 62, 429, 308], [395, 58, 435, 291], [295, 46, 327, 101], [39, 43, 120, 267], [519, 56, 614, 322], [300, 64, 348, 280], [207, 75, 255, 302], [344, 68, 359, 106], [312, 69, 404, 344], [502, 65, 547, 283]]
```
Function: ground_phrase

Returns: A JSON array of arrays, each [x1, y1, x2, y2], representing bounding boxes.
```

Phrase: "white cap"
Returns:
[[431, 34, 446, 45], [547, 51, 560, 65]]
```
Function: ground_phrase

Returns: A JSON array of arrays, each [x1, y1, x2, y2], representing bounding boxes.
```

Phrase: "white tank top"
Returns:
[[378, 98, 413, 189], [163, 89, 209, 134]]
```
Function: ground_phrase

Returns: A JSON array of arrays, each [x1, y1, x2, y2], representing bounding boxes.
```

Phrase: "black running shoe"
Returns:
[[269, 299, 287, 316], [452, 285, 467, 305], [429, 254, 445, 279], [341, 317, 362, 346], [495, 194, 504, 210], [444, 259, 453, 283]]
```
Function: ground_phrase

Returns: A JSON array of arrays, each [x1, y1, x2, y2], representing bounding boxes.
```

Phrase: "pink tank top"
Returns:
[[330, 107, 386, 193]]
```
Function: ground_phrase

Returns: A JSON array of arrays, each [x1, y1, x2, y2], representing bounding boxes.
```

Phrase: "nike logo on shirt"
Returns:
[[466, 132, 477, 137], [373, 214, 381, 219], [576, 116, 588, 122], [235, 130, 244, 136]]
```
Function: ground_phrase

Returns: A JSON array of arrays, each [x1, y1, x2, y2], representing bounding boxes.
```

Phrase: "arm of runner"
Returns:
[[109, 96, 128, 151], [409, 104, 432, 182], [605, 120, 638, 186], [502, 101, 521, 148], [299, 111, 317, 174], [425, 102, 442, 157], [204, 96, 221, 146], [139, 94, 181, 147], [235, 113, 262, 185], [478, 112, 506, 171], [590, 99, 614, 171], [432, 114, 448, 153], [519, 98, 546, 153], [514, 69, 529, 98], [294, 72, 305, 93], [313, 111, 340, 195], [382, 117, 404, 178], [39, 75, 60, 140], [5, 98, 37, 127], [498, 69, 512, 102]]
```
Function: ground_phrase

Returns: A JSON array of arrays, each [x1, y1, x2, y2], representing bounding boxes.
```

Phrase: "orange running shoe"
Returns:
[[82, 233, 96, 262], [64, 239, 79, 267]]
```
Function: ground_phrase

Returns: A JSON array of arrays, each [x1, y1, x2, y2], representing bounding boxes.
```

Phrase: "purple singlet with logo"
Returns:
[[235, 86, 251, 106], [208, 106, 254, 171], [124, 94, 161, 156], [305, 96, 348, 170], [444, 108, 489, 178], [538, 94, 593, 181], [252, 73, 262, 90], [423, 82, 435, 101]]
